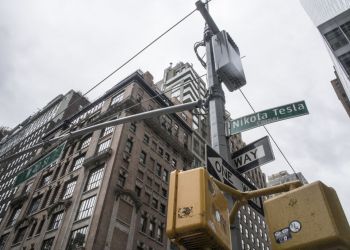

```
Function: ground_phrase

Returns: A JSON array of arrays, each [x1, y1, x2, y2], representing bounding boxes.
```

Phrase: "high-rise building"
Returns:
[[0, 91, 89, 224], [159, 62, 271, 250], [267, 170, 308, 187], [0, 70, 195, 249], [157, 62, 209, 168], [300, 0, 350, 117]]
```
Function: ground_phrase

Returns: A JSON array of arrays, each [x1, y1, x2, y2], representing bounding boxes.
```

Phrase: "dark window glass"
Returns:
[[341, 21, 350, 40], [162, 169, 169, 182], [41, 237, 55, 250], [143, 134, 149, 144], [28, 195, 42, 214], [125, 139, 133, 153], [156, 164, 162, 177], [13, 227, 27, 244], [118, 174, 126, 187], [67, 226, 88, 250], [139, 151, 147, 165], [339, 51, 350, 76], [140, 215, 147, 233], [324, 27, 348, 50], [130, 123, 136, 133]]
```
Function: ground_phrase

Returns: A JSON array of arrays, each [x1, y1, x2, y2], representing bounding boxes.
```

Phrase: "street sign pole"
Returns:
[[196, 1, 242, 249]]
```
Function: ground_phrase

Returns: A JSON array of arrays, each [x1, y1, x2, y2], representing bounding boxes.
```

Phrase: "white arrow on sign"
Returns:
[[208, 156, 241, 188]]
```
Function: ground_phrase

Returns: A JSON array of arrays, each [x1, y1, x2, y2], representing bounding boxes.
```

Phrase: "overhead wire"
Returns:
[[0, 2, 209, 163], [238, 88, 300, 178], [0, 73, 207, 164]]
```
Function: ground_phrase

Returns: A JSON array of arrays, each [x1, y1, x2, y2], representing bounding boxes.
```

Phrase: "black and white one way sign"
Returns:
[[232, 136, 274, 173], [206, 145, 264, 215]]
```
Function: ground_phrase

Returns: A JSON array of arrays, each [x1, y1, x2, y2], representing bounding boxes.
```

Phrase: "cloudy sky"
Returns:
[[1, 0, 349, 220]]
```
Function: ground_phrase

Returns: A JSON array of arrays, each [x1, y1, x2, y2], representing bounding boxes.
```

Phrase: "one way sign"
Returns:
[[206, 145, 264, 215], [232, 136, 274, 173]]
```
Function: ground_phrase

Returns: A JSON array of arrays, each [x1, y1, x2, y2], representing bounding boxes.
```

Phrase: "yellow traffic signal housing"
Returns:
[[166, 167, 231, 250], [264, 181, 350, 250]]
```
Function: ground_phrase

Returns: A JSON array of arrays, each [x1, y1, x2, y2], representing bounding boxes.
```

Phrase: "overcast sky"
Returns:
[[1, 0, 349, 220]]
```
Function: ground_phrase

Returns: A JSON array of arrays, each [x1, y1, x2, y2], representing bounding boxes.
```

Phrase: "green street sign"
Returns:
[[228, 100, 309, 134], [15, 142, 66, 186]]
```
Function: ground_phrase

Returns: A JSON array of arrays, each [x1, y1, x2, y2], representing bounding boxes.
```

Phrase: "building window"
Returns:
[[245, 228, 248, 238], [67, 226, 88, 250], [48, 211, 64, 230], [139, 151, 147, 165], [102, 126, 114, 137], [324, 27, 348, 51], [97, 139, 111, 153], [41, 237, 54, 250], [130, 123, 136, 133], [243, 215, 247, 223], [135, 186, 141, 197], [36, 218, 46, 235], [256, 238, 260, 247], [85, 166, 104, 191], [62, 180, 77, 200], [151, 198, 158, 209], [125, 139, 133, 153], [72, 156, 85, 171], [158, 147, 163, 156], [143, 134, 150, 144], [118, 174, 126, 187], [80, 136, 91, 149], [28, 221, 37, 238], [160, 203, 166, 214], [111, 91, 124, 105], [140, 215, 147, 233], [40, 173, 52, 187], [76, 196, 96, 220], [162, 169, 169, 182], [156, 164, 162, 177], [0, 234, 9, 250], [165, 152, 170, 161], [339, 51, 350, 76], [149, 220, 155, 237], [13, 227, 27, 244], [28, 195, 42, 214], [161, 188, 167, 197], [157, 224, 164, 242], [171, 159, 177, 168]]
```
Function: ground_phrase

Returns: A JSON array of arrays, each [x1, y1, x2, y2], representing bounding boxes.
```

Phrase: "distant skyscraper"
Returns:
[[267, 170, 308, 187], [301, 0, 350, 117]]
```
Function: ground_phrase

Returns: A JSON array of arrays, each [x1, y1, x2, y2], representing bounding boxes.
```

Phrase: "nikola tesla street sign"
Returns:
[[206, 145, 264, 215], [228, 100, 309, 134]]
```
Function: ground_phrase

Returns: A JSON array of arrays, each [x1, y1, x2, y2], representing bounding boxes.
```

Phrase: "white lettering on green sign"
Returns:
[[229, 101, 308, 134]]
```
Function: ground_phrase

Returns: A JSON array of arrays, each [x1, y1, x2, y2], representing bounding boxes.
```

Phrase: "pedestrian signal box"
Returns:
[[264, 181, 350, 250], [166, 167, 231, 250]]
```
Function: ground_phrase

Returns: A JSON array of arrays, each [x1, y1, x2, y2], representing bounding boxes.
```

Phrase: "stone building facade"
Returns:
[[0, 71, 194, 250], [0, 90, 89, 224]]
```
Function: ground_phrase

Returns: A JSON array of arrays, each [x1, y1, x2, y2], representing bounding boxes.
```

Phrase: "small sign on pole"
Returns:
[[15, 142, 66, 186], [232, 136, 274, 173], [228, 100, 309, 134]]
